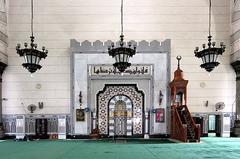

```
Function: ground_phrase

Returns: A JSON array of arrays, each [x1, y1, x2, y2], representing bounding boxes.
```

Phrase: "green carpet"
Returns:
[[0, 137, 240, 159]]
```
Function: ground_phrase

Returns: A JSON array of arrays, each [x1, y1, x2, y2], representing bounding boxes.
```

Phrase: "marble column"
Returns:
[[230, 0, 240, 137], [231, 61, 240, 136], [231, 0, 240, 61], [144, 111, 149, 139], [0, 62, 7, 120], [232, 61, 240, 117], [0, 62, 7, 138], [92, 112, 96, 130], [0, 0, 8, 139]]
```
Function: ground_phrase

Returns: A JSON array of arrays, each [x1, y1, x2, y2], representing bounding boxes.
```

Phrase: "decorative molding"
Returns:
[[231, 30, 239, 44], [108, 95, 133, 136], [232, 0, 240, 22], [70, 39, 171, 54], [231, 1, 240, 74], [0, 31, 7, 45], [232, 10, 240, 23], [231, 50, 240, 62], [97, 84, 144, 136], [89, 64, 152, 76], [0, 50, 8, 64], [231, 60, 240, 80], [0, 11, 7, 23], [71, 39, 171, 135]]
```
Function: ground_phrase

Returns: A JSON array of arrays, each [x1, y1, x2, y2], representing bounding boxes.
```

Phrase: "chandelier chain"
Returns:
[[121, 0, 123, 36], [31, 0, 34, 37], [108, 0, 136, 73], [209, 0, 211, 36]]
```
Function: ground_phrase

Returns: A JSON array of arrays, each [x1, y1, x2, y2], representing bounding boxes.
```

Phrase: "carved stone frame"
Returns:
[[70, 39, 171, 135]]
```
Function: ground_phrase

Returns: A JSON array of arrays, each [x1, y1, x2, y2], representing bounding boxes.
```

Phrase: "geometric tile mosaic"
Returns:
[[97, 84, 144, 135]]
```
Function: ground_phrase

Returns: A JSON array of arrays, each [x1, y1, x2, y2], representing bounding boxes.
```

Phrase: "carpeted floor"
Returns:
[[0, 137, 240, 159]]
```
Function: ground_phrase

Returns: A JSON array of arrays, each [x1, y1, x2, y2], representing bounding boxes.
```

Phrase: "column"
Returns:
[[230, 0, 240, 137], [231, 61, 240, 136], [92, 112, 96, 130], [0, 62, 7, 139], [231, 0, 240, 62], [0, 0, 8, 139], [144, 111, 149, 139]]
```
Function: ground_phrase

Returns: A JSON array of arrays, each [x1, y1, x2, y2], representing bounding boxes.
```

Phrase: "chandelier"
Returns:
[[194, 0, 225, 72], [108, 0, 136, 73], [16, 0, 48, 74]]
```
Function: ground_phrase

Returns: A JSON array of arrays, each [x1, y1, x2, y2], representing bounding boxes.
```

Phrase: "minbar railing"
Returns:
[[171, 105, 187, 142], [171, 105, 200, 142], [183, 105, 200, 142]]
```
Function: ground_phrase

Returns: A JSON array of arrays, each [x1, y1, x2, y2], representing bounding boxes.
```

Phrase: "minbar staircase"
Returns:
[[171, 105, 200, 142]]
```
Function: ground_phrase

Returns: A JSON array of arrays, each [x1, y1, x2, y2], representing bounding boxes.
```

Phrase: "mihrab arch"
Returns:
[[97, 84, 144, 137]]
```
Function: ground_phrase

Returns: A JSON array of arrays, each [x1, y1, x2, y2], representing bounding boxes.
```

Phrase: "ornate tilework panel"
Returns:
[[108, 95, 132, 136], [97, 84, 144, 135]]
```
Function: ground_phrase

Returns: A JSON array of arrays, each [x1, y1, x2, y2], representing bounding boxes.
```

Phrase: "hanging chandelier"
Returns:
[[16, 0, 48, 74], [194, 0, 225, 72], [108, 0, 136, 73]]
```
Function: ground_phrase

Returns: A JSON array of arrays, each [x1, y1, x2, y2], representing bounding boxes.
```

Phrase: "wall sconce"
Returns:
[[151, 108, 156, 114], [38, 102, 43, 109], [84, 107, 90, 113], [159, 90, 163, 105], [1, 98, 8, 101], [79, 91, 82, 106], [205, 101, 209, 107]]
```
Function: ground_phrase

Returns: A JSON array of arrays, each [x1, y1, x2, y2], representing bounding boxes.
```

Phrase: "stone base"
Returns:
[[232, 120, 240, 137], [0, 125, 5, 139], [58, 134, 66, 140], [235, 120, 240, 127], [144, 134, 149, 139], [233, 127, 240, 137]]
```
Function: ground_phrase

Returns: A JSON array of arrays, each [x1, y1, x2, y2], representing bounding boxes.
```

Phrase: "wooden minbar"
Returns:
[[169, 56, 200, 142]]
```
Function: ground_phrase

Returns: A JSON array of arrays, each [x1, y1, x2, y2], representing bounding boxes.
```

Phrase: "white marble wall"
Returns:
[[73, 53, 168, 134], [3, 0, 234, 118], [0, 0, 7, 63]]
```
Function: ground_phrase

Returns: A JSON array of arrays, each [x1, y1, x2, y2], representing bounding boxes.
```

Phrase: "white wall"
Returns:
[[73, 53, 168, 134], [0, 0, 8, 63], [3, 0, 235, 115]]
